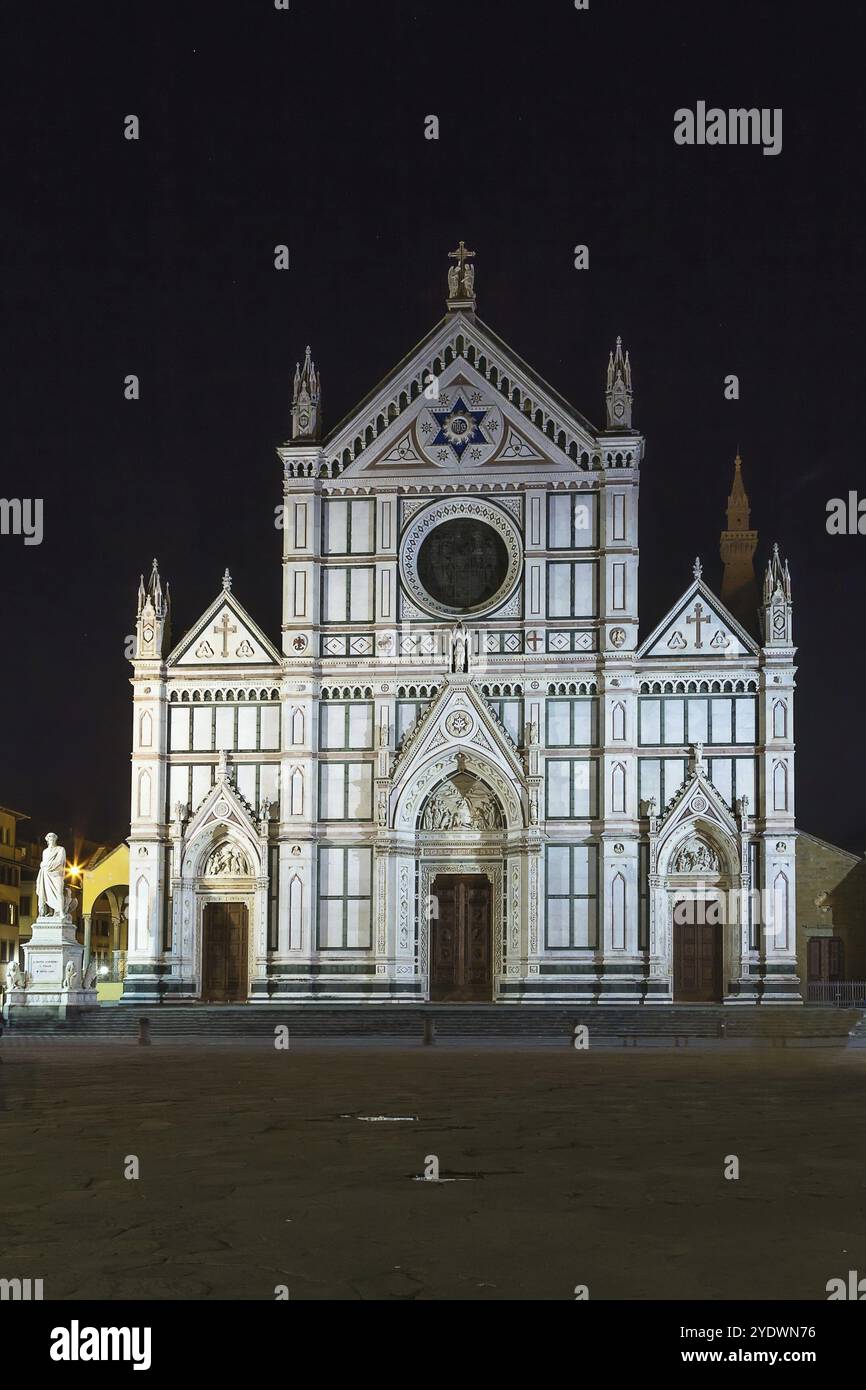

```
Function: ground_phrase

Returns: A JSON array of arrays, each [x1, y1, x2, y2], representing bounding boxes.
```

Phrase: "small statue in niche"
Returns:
[[450, 622, 470, 674]]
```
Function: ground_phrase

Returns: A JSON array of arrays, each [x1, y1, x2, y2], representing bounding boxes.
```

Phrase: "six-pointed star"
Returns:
[[429, 395, 489, 459]]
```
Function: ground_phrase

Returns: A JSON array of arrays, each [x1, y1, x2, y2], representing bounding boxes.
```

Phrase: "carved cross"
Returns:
[[448, 240, 476, 275], [686, 602, 712, 648], [525, 631, 543, 651], [214, 611, 237, 657]]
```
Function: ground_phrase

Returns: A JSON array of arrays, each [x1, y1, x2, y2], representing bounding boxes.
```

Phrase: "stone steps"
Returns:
[[2, 1004, 859, 1042]]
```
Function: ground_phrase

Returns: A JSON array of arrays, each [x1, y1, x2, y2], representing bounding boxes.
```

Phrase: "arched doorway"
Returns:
[[88, 886, 129, 984], [665, 834, 735, 1003], [185, 833, 260, 1003], [419, 765, 505, 1003]]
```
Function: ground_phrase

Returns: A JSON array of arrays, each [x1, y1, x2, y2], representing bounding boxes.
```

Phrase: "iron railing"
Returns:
[[807, 981, 866, 1006]]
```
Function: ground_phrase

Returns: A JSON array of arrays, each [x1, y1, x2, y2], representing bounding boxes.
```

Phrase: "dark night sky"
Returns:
[[2, 1, 863, 851]]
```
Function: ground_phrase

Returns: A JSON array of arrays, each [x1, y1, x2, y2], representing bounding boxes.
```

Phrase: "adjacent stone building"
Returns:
[[0, 805, 27, 983], [796, 833, 866, 989]]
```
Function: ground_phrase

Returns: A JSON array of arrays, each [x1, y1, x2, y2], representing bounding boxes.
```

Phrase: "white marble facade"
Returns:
[[123, 260, 799, 1004]]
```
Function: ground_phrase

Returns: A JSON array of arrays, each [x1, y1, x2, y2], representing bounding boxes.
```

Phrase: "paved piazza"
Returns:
[[2, 1045, 864, 1301]]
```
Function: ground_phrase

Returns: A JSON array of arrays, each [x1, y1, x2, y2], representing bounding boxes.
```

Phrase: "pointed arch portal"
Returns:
[[659, 817, 742, 1003]]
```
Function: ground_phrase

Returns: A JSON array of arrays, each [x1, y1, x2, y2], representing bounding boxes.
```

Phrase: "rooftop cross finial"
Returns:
[[222, 568, 232, 593], [447, 241, 476, 306], [693, 556, 703, 581]]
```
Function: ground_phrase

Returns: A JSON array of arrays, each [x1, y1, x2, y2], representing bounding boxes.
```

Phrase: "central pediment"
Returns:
[[279, 310, 614, 483], [335, 357, 593, 480]]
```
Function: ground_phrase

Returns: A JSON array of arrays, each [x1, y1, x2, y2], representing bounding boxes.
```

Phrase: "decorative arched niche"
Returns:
[[393, 748, 524, 833], [419, 770, 505, 832]]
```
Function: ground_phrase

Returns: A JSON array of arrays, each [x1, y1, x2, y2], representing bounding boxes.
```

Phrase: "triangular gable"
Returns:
[[637, 579, 759, 660], [184, 761, 260, 836], [391, 676, 525, 787], [349, 360, 578, 479], [308, 311, 601, 481], [657, 762, 739, 840], [168, 588, 281, 669]]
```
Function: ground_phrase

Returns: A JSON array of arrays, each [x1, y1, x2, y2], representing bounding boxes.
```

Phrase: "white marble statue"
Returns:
[[450, 622, 469, 673], [63, 960, 77, 990], [36, 833, 67, 917]]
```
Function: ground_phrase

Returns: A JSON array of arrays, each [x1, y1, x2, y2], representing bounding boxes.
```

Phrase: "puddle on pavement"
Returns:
[[411, 1170, 485, 1182], [339, 1114, 419, 1122]]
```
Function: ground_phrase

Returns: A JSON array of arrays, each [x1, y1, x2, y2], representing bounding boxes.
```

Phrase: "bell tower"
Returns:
[[719, 452, 758, 632]]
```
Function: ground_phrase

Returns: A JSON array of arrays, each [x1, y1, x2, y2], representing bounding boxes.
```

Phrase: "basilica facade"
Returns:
[[124, 251, 799, 1006]]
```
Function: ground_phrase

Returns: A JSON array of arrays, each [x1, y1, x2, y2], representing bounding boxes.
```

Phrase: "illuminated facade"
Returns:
[[124, 254, 799, 1004]]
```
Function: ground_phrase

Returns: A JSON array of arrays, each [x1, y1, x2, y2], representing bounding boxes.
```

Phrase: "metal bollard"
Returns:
[[423, 1015, 435, 1046], [138, 1017, 151, 1046]]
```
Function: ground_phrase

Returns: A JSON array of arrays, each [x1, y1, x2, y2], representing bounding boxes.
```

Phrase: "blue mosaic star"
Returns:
[[429, 395, 489, 460]]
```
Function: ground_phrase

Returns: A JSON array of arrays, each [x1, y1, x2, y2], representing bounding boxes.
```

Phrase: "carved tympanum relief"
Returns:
[[420, 773, 504, 831], [672, 839, 719, 874], [203, 843, 250, 877]]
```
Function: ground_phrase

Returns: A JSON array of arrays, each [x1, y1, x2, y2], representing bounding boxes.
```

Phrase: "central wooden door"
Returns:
[[673, 903, 721, 1002], [201, 903, 249, 1002], [430, 874, 493, 1002]]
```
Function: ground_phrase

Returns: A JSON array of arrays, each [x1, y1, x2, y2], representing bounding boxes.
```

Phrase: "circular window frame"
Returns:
[[399, 498, 523, 619]]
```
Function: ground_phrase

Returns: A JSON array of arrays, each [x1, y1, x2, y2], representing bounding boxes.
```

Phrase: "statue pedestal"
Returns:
[[4, 913, 97, 1020]]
